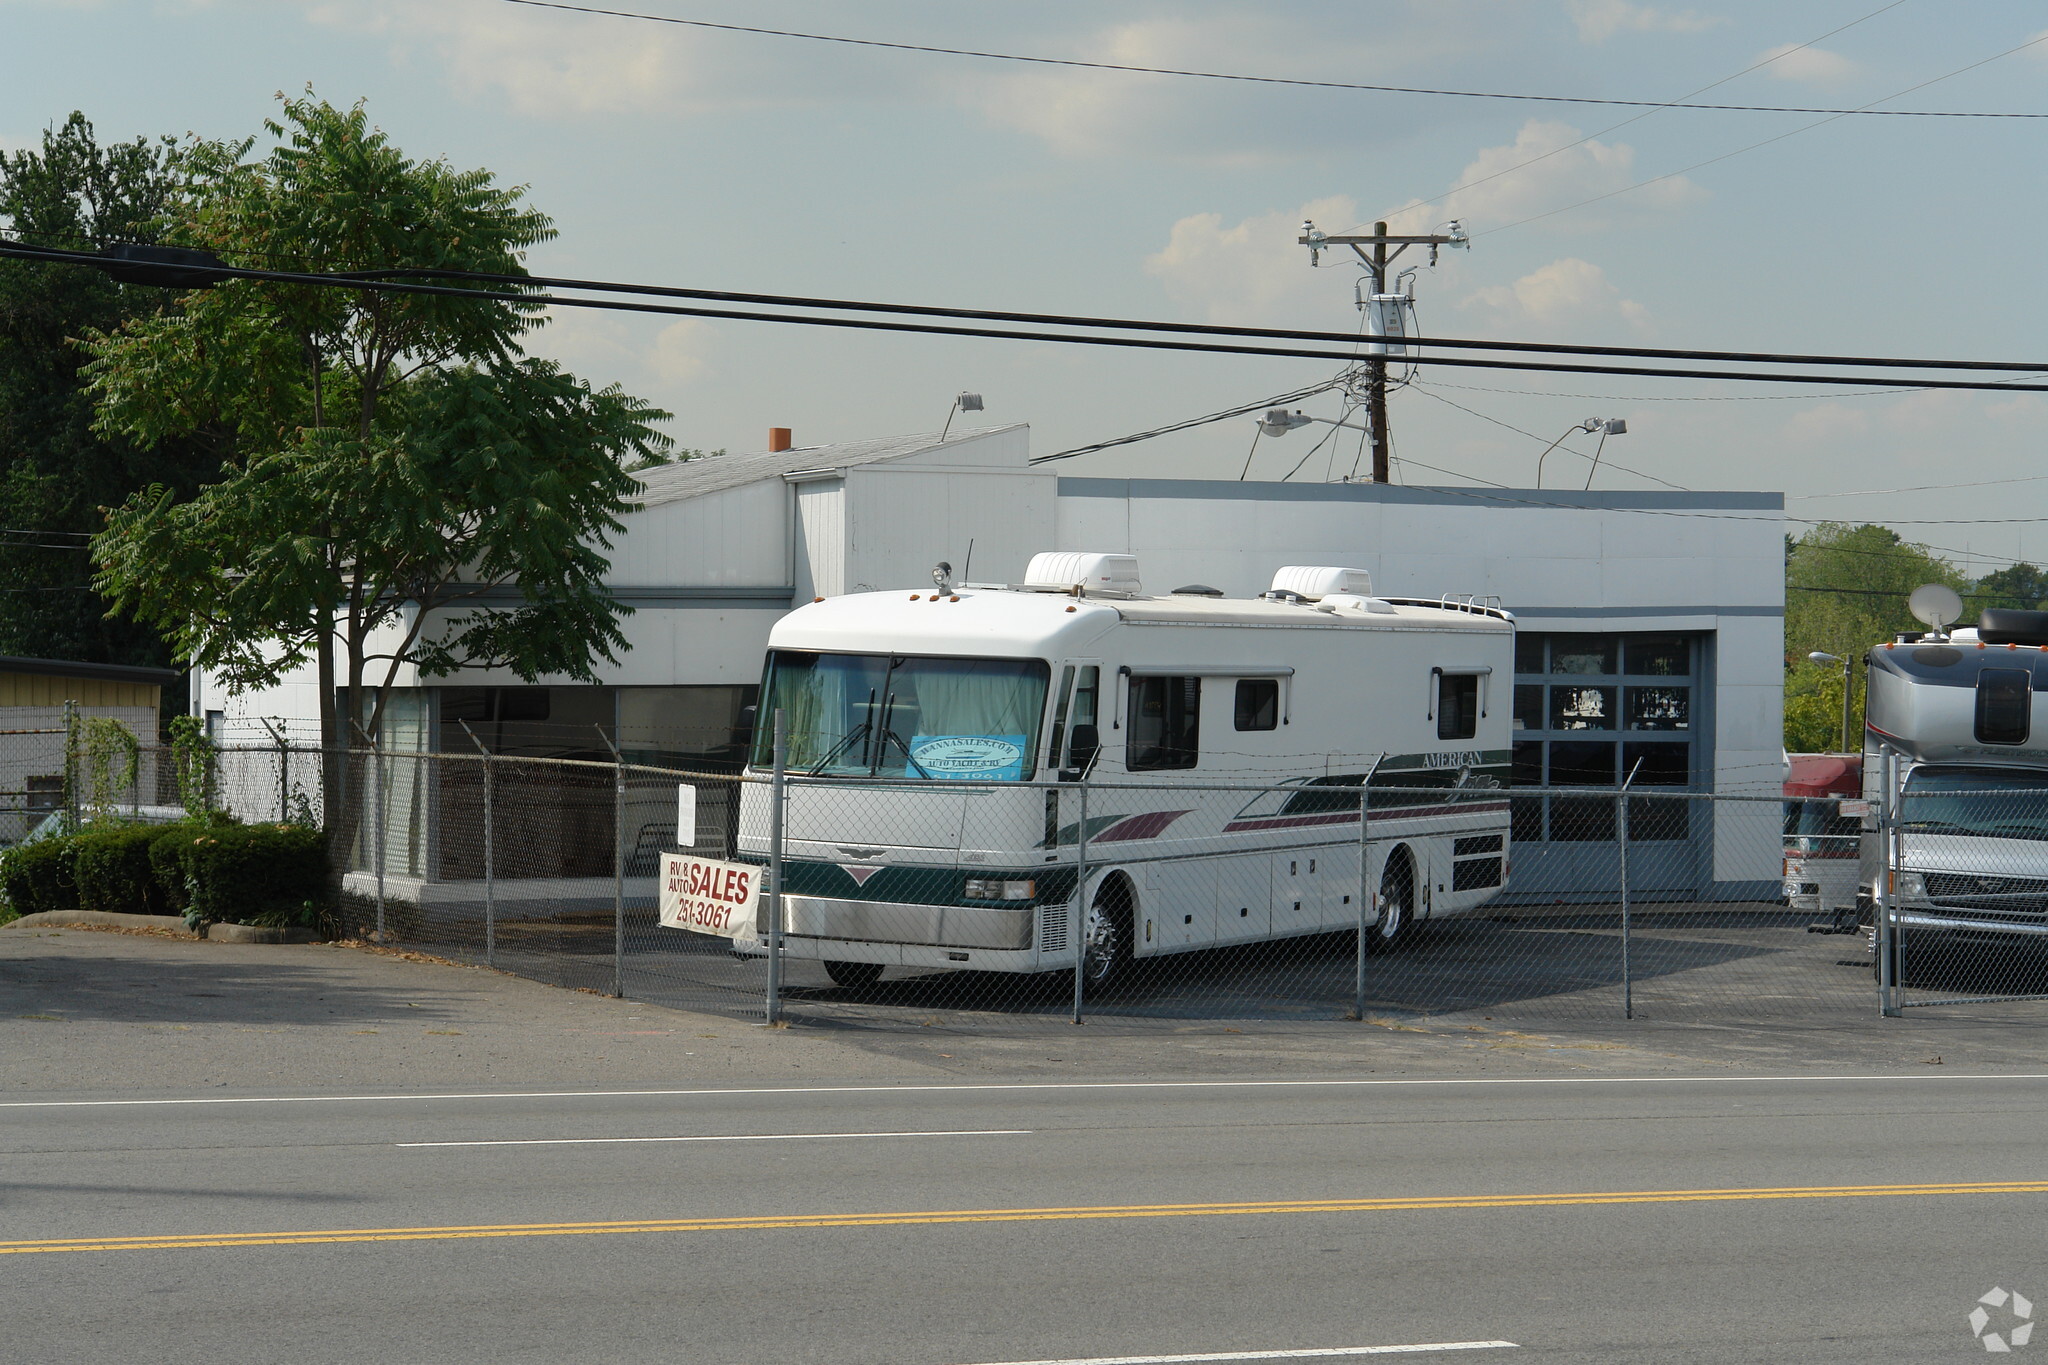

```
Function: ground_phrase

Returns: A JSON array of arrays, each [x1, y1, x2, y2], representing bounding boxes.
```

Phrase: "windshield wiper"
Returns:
[[807, 720, 871, 776], [880, 727, 934, 779]]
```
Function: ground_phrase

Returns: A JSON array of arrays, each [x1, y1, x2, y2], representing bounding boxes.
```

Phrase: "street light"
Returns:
[[1533, 417, 1626, 489], [1808, 651, 1857, 754]]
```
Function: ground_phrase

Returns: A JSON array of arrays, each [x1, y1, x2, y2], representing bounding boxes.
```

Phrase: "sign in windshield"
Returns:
[[755, 652, 1048, 780]]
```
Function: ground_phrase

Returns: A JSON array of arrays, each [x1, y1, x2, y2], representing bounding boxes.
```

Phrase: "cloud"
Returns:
[[1458, 258, 1651, 335], [1384, 118, 1707, 234], [308, 0, 704, 116], [650, 320, 715, 386], [1756, 42, 1862, 87], [530, 310, 713, 391], [1145, 194, 1363, 324], [1566, 0, 1721, 43], [955, 6, 1548, 161]]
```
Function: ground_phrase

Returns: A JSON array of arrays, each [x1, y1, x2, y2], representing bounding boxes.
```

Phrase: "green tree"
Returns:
[[0, 113, 216, 682], [1973, 562, 2048, 613], [83, 95, 670, 867], [1783, 522, 1967, 750]]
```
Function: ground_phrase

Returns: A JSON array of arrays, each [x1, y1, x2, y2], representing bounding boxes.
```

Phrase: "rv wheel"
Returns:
[[1370, 855, 1414, 951], [823, 960, 884, 988], [1081, 881, 1133, 996]]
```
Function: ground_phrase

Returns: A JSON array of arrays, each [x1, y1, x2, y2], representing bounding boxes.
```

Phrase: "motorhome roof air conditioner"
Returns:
[[1023, 551, 1141, 596], [1268, 566, 1371, 601]]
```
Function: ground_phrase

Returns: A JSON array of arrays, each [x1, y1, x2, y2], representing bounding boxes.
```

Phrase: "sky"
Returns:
[[8, 0, 2048, 570]]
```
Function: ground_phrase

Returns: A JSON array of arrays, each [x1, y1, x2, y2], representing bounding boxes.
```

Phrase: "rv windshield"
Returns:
[[754, 651, 1049, 780], [1901, 766, 2048, 842]]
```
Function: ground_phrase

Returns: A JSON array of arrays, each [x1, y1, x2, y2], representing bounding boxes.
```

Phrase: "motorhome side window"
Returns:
[[1234, 679, 1278, 731], [1437, 671, 1480, 741], [1976, 668, 2033, 745], [1129, 675, 1200, 770]]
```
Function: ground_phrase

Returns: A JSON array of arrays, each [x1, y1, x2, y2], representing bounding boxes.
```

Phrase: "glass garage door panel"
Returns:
[[1509, 632, 1703, 897]]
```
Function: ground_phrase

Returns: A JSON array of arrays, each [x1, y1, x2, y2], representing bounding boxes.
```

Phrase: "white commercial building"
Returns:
[[197, 422, 1784, 901]]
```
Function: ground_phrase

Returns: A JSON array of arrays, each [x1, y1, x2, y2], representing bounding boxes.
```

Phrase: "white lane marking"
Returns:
[[953, 1342, 1517, 1364], [5, 1074, 2046, 1109], [398, 1128, 1029, 1149]]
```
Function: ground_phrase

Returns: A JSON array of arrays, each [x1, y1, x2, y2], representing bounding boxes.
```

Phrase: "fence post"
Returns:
[[1619, 759, 1641, 1021], [1879, 744, 1902, 1017], [372, 730, 387, 943], [596, 724, 625, 999], [1355, 779, 1371, 1022], [1071, 780, 1089, 1026], [1618, 786, 1632, 1020], [62, 699, 78, 834], [461, 722, 495, 969], [765, 709, 787, 1025]]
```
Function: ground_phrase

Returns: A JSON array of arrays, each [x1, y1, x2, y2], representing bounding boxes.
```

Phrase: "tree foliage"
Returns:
[[82, 94, 671, 863], [1783, 523, 1970, 752], [0, 112, 215, 677]]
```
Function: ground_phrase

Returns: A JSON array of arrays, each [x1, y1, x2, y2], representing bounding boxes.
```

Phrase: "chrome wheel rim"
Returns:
[[1081, 898, 1117, 982]]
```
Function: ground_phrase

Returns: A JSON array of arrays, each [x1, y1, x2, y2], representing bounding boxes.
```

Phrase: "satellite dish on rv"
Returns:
[[1908, 582, 1965, 636]]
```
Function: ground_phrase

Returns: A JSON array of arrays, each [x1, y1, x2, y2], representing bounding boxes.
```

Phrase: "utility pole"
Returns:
[[1299, 219, 1467, 483]]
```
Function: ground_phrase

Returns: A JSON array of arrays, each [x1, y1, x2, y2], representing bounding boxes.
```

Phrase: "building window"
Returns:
[[24, 776, 61, 811], [1234, 679, 1278, 732], [1512, 633, 1698, 843], [1129, 676, 1200, 771]]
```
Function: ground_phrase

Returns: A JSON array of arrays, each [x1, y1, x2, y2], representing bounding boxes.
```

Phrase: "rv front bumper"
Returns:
[[779, 894, 1035, 951], [1891, 908, 2048, 938]]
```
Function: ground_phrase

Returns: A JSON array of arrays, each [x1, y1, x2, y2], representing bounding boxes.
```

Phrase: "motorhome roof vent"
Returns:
[[1268, 565, 1370, 601], [1978, 607, 2048, 647], [1023, 551, 1141, 596], [1170, 584, 1225, 597]]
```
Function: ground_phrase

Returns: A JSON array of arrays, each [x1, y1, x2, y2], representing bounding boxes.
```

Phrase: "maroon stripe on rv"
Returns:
[[1093, 810, 1193, 842], [1224, 800, 1510, 834]]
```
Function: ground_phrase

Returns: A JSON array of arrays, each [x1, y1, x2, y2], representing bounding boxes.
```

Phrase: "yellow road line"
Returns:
[[7, 1181, 2046, 1255]]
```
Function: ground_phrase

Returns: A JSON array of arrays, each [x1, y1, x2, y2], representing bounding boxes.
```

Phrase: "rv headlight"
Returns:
[[1892, 870, 1928, 900], [964, 878, 1036, 901]]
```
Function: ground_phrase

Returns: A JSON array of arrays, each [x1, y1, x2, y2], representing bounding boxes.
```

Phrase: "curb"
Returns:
[[2, 911, 192, 933], [206, 922, 323, 944]]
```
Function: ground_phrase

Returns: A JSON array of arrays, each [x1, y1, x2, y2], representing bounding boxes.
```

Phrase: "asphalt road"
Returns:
[[7, 1073, 2048, 1363]]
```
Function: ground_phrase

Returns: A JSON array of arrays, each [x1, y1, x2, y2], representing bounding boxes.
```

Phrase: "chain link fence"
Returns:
[[40, 732, 2048, 1028], [1867, 748, 2048, 1013]]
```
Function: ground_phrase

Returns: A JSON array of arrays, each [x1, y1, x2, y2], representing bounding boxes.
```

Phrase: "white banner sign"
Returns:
[[659, 852, 762, 939]]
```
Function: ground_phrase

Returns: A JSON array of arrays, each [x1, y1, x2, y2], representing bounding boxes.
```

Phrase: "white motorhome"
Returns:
[[728, 553, 1515, 991], [1862, 607, 2048, 965]]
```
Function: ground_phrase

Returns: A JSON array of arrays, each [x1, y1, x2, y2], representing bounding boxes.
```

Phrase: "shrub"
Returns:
[[0, 836, 80, 916], [73, 826, 174, 916], [169, 823, 329, 930], [147, 812, 240, 916]]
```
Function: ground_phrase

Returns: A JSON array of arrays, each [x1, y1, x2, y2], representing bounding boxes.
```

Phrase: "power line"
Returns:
[[1038, 379, 1342, 463], [17, 236, 2048, 380], [1789, 474, 2048, 500], [495, 0, 2048, 119], [1365, 0, 1911, 229], [1485, 28, 2048, 236], [25, 239, 2048, 395], [1408, 384, 1691, 491]]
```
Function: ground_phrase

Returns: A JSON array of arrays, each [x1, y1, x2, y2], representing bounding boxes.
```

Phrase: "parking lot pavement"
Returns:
[[6, 917, 2048, 1097]]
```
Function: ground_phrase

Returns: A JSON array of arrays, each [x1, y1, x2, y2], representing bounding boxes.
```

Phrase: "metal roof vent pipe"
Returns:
[[768, 427, 792, 453]]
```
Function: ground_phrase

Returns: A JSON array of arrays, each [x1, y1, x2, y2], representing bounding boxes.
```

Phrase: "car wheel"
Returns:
[[1369, 854, 1414, 951], [1080, 881, 1133, 997]]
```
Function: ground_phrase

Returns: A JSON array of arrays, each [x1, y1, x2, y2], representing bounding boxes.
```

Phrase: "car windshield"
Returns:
[[1900, 766, 2048, 842], [754, 651, 1049, 780]]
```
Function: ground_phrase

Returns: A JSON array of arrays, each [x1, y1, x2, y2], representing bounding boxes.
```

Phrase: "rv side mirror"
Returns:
[[1066, 724, 1100, 777]]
